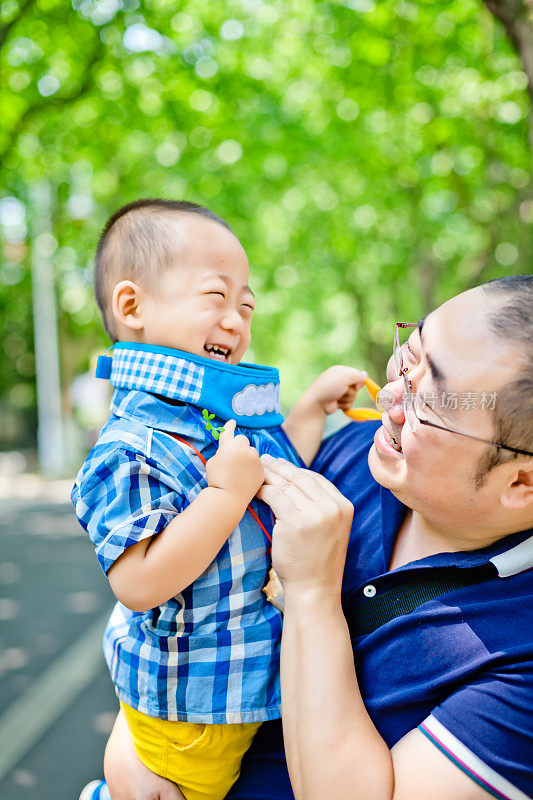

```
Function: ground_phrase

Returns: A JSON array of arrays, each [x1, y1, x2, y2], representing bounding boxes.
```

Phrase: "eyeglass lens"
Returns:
[[394, 325, 419, 433]]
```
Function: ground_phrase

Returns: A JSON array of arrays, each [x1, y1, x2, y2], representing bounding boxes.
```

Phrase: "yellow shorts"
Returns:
[[120, 701, 262, 800]]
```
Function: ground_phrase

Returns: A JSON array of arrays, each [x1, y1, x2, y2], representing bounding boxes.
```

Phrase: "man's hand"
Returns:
[[257, 455, 354, 597], [206, 419, 265, 505], [304, 365, 368, 414]]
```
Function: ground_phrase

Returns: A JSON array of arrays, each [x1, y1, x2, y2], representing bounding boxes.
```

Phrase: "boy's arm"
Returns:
[[107, 421, 264, 612], [284, 366, 367, 465]]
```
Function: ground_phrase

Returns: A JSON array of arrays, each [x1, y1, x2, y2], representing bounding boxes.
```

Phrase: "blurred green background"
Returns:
[[1, 0, 531, 471]]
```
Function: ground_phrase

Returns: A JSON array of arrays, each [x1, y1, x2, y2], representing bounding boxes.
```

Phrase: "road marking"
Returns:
[[0, 610, 112, 781]]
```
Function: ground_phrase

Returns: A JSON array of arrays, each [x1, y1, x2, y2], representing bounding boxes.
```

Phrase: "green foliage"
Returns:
[[0, 0, 531, 446]]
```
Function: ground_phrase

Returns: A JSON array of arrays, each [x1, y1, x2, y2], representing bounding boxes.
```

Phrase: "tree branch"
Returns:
[[482, 1, 533, 163], [0, 33, 106, 162], [0, 0, 39, 50], [482, 1, 533, 97]]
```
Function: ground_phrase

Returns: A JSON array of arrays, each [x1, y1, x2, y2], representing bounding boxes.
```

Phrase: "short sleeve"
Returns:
[[419, 662, 533, 800], [72, 446, 186, 575]]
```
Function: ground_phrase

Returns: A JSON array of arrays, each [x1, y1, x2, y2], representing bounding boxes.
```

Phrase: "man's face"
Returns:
[[139, 216, 255, 365], [368, 287, 524, 525]]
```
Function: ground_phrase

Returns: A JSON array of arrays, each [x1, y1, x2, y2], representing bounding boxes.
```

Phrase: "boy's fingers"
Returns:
[[342, 368, 367, 386], [218, 419, 236, 445], [234, 433, 252, 447]]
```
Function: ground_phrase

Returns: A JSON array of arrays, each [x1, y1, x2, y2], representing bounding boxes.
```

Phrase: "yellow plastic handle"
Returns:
[[343, 376, 382, 422], [363, 376, 381, 404], [344, 407, 382, 421]]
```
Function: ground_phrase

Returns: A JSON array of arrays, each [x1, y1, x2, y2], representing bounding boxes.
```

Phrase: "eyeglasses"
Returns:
[[391, 322, 533, 457]]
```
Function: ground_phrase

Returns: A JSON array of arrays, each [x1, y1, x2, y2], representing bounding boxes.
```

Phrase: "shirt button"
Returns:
[[363, 584, 377, 598]]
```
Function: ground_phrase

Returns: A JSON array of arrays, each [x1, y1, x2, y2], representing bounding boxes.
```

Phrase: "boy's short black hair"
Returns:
[[94, 198, 232, 341]]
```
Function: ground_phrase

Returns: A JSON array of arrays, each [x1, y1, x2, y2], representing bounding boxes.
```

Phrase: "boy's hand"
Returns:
[[305, 365, 368, 414], [206, 420, 265, 504]]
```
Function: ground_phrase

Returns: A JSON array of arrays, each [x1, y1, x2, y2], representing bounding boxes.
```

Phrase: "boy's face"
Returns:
[[136, 215, 255, 365]]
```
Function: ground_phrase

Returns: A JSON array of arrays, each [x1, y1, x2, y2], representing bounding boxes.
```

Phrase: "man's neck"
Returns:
[[389, 511, 505, 571]]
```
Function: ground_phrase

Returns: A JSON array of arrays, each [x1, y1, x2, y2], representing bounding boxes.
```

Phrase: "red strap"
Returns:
[[167, 432, 272, 545], [170, 433, 207, 465], [246, 505, 273, 545]]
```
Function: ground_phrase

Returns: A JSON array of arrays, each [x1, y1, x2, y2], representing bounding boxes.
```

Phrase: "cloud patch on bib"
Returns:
[[232, 383, 281, 417]]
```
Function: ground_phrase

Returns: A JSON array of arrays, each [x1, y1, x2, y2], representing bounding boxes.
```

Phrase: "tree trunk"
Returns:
[[482, 0, 533, 155]]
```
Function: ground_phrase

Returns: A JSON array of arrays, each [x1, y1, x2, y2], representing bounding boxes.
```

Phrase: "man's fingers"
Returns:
[[257, 483, 302, 516], [272, 482, 311, 511], [310, 470, 354, 507], [261, 458, 323, 500], [261, 456, 351, 507]]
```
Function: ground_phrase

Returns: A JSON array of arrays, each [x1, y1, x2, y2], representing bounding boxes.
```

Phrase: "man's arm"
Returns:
[[281, 588, 392, 800], [282, 588, 495, 800], [108, 421, 264, 611], [259, 456, 497, 800]]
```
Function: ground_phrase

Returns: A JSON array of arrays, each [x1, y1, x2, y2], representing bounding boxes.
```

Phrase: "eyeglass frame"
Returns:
[[392, 322, 533, 458]]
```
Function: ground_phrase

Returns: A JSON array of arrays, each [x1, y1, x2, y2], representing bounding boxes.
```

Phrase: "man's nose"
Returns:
[[379, 377, 406, 424]]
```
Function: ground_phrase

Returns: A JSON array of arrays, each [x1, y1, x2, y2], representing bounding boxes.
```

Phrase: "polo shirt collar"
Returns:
[[487, 530, 533, 577]]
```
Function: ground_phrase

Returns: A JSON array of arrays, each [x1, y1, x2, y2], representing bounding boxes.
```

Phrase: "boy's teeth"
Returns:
[[204, 345, 230, 357]]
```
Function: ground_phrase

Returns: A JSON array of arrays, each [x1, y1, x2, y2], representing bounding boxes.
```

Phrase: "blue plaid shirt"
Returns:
[[72, 388, 300, 723]]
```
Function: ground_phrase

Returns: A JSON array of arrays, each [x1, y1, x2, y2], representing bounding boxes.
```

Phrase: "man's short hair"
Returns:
[[475, 274, 533, 487], [94, 198, 232, 341]]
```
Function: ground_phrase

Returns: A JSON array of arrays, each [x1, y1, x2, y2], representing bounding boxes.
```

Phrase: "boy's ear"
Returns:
[[500, 466, 533, 511], [112, 280, 144, 332]]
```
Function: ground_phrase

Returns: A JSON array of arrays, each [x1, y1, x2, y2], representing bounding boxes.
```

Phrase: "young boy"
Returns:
[[73, 199, 365, 800]]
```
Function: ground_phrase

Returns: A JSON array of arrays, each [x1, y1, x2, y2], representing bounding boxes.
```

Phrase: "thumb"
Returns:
[[218, 419, 237, 447], [323, 398, 340, 414]]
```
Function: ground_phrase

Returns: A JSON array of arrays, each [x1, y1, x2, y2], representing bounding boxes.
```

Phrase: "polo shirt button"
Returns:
[[363, 584, 376, 598]]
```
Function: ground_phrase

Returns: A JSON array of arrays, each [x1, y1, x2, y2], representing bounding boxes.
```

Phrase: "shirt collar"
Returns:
[[110, 388, 206, 440]]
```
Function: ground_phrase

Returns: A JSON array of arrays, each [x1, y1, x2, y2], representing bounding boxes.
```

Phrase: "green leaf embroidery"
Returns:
[[201, 409, 224, 441]]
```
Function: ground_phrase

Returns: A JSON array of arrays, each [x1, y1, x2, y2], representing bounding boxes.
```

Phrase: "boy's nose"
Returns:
[[220, 310, 244, 333]]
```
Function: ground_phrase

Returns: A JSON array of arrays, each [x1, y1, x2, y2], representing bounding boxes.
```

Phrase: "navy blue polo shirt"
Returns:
[[228, 421, 533, 800]]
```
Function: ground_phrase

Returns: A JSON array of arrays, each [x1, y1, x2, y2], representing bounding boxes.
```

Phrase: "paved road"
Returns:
[[0, 475, 118, 800]]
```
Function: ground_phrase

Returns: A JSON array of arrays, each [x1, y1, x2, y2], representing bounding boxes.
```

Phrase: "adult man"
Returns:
[[100, 276, 532, 800], [246, 275, 533, 800]]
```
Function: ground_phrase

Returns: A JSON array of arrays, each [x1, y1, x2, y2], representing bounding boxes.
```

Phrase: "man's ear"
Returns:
[[501, 465, 533, 510], [112, 281, 144, 332]]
